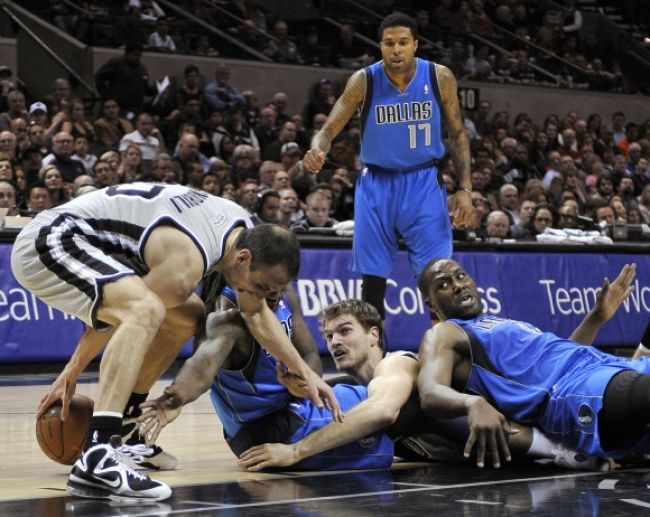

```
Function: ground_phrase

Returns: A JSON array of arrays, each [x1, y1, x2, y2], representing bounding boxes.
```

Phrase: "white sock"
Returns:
[[527, 428, 560, 458]]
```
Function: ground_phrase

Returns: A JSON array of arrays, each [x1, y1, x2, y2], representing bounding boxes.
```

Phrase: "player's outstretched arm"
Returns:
[[304, 71, 365, 173], [285, 284, 323, 375], [418, 323, 514, 468], [37, 327, 113, 421], [570, 263, 636, 345], [237, 290, 343, 422], [138, 313, 241, 444], [238, 355, 417, 470]]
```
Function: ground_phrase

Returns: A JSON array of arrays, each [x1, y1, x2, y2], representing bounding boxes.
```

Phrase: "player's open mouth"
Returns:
[[458, 294, 474, 306], [333, 349, 346, 359]]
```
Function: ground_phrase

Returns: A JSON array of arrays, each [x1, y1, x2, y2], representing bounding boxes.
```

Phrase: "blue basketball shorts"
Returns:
[[352, 165, 452, 278]]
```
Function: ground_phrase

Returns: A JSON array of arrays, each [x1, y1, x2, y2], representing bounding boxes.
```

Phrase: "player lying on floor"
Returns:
[[237, 264, 633, 470], [415, 259, 649, 469], [141, 264, 633, 471], [138, 282, 394, 470]]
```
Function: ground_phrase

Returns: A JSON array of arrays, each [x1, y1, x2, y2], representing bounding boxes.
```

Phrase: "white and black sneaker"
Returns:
[[549, 445, 613, 471], [121, 417, 178, 470], [66, 436, 172, 502]]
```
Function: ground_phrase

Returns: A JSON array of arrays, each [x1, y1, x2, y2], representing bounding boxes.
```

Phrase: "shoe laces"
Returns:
[[118, 443, 155, 460], [111, 448, 149, 480]]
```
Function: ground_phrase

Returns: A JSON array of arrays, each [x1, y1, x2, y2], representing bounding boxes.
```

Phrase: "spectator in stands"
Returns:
[[638, 184, 650, 224], [42, 132, 85, 183], [71, 135, 96, 174], [181, 161, 204, 190], [303, 79, 336, 131], [616, 176, 636, 205], [440, 39, 467, 79], [0, 178, 18, 215], [71, 174, 96, 196], [61, 98, 95, 144], [464, 45, 492, 81], [150, 153, 173, 182], [527, 203, 558, 238], [42, 77, 70, 121], [472, 100, 493, 137], [119, 112, 163, 168], [95, 44, 156, 116], [332, 23, 372, 70], [0, 153, 13, 180], [204, 64, 245, 112], [631, 154, 649, 196], [510, 49, 537, 83], [23, 182, 52, 214], [230, 144, 259, 181], [200, 171, 221, 196], [39, 164, 69, 207], [250, 188, 281, 225], [558, 204, 579, 230], [510, 198, 536, 238], [270, 92, 290, 127], [262, 19, 303, 64], [611, 112, 626, 146], [0, 65, 25, 114], [194, 34, 219, 57], [586, 58, 616, 92], [497, 183, 520, 225], [222, 105, 259, 150], [280, 142, 303, 173], [237, 177, 259, 213], [491, 52, 514, 83], [20, 147, 43, 185], [261, 120, 298, 162], [9, 117, 29, 159], [113, 5, 148, 47], [557, 128, 579, 159], [610, 197, 628, 222], [173, 133, 210, 178], [485, 210, 511, 239], [100, 150, 121, 175], [299, 27, 329, 67], [254, 106, 278, 153], [117, 144, 145, 183], [290, 191, 336, 233], [595, 204, 616, 226], [174, 65, 205, 112], [93, 159, 119, 188], [277, 187, 300, 227], [257, 160, 278, 190], [562, 0, 583, 35], [148, 17, 176, 53], [92, 97, 134, 153], [618, 122, 640, 158], [271, 169, 291, 192], [27, 102, 48, 130], [0, 89, 27, 132]]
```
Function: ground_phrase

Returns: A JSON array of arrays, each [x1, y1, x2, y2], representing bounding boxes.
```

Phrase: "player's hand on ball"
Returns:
[[137, 385, 184, 445], [37, 370, 78, 421]]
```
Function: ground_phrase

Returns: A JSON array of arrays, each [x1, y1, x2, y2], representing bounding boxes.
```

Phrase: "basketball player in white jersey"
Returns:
[[11, 182, 341, 502]]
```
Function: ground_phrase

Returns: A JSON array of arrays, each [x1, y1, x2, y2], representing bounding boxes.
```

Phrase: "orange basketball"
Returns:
[[35, 394, 94, 465]]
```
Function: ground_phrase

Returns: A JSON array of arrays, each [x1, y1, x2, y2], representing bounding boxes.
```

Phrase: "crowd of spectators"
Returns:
[[1, 47, 649, 244], [26, 0, 649, 94]]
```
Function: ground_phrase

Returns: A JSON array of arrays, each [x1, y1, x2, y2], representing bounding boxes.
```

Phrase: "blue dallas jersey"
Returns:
[[360, 58, 446, 171], [450, 315, 650, 455], [210, 286, 294, 438]]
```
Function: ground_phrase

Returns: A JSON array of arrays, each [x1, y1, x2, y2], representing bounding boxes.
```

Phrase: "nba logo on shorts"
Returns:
[[358, 432, 379, 448], [577, 403, 594, 427]]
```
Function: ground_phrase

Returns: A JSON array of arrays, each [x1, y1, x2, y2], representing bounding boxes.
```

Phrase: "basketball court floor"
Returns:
[[3, 370, 650, 516]]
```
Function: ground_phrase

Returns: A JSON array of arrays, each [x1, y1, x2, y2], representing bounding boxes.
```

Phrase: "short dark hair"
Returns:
[[184, 64, 199, 76], [417, 257, 448, 301], [235, 224, 300, 278], [319, 299, 385, 352], [378, 12, 418, 40]]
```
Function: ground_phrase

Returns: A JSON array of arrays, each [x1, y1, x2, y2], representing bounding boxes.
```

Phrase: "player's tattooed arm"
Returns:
[[309, 71, 365, 157], [437, 65, 471, 189], [437, 65, 473, 227]]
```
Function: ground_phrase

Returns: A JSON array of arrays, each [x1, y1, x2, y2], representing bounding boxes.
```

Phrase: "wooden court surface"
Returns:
[[4, 375, 650, 516]]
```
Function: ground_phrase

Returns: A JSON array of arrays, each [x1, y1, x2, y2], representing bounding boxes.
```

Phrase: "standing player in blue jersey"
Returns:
[[303, 13, 473, 323], [415, 258, 650, 469]]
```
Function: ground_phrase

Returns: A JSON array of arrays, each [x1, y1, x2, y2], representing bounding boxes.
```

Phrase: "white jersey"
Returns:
[[51, 183, 252, 273]]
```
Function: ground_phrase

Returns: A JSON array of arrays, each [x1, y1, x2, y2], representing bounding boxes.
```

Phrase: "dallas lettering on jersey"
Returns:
[[375, 101, 432, 124], [169, 189, 209, 213]]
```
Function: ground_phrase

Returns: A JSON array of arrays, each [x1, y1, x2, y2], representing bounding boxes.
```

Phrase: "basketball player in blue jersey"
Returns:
[[302, 13, 473, 323], [416, 258, 650, 470], [138, 285, 394, 470], [238, 269, 634, 471], [11, 183, 340, 502]]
